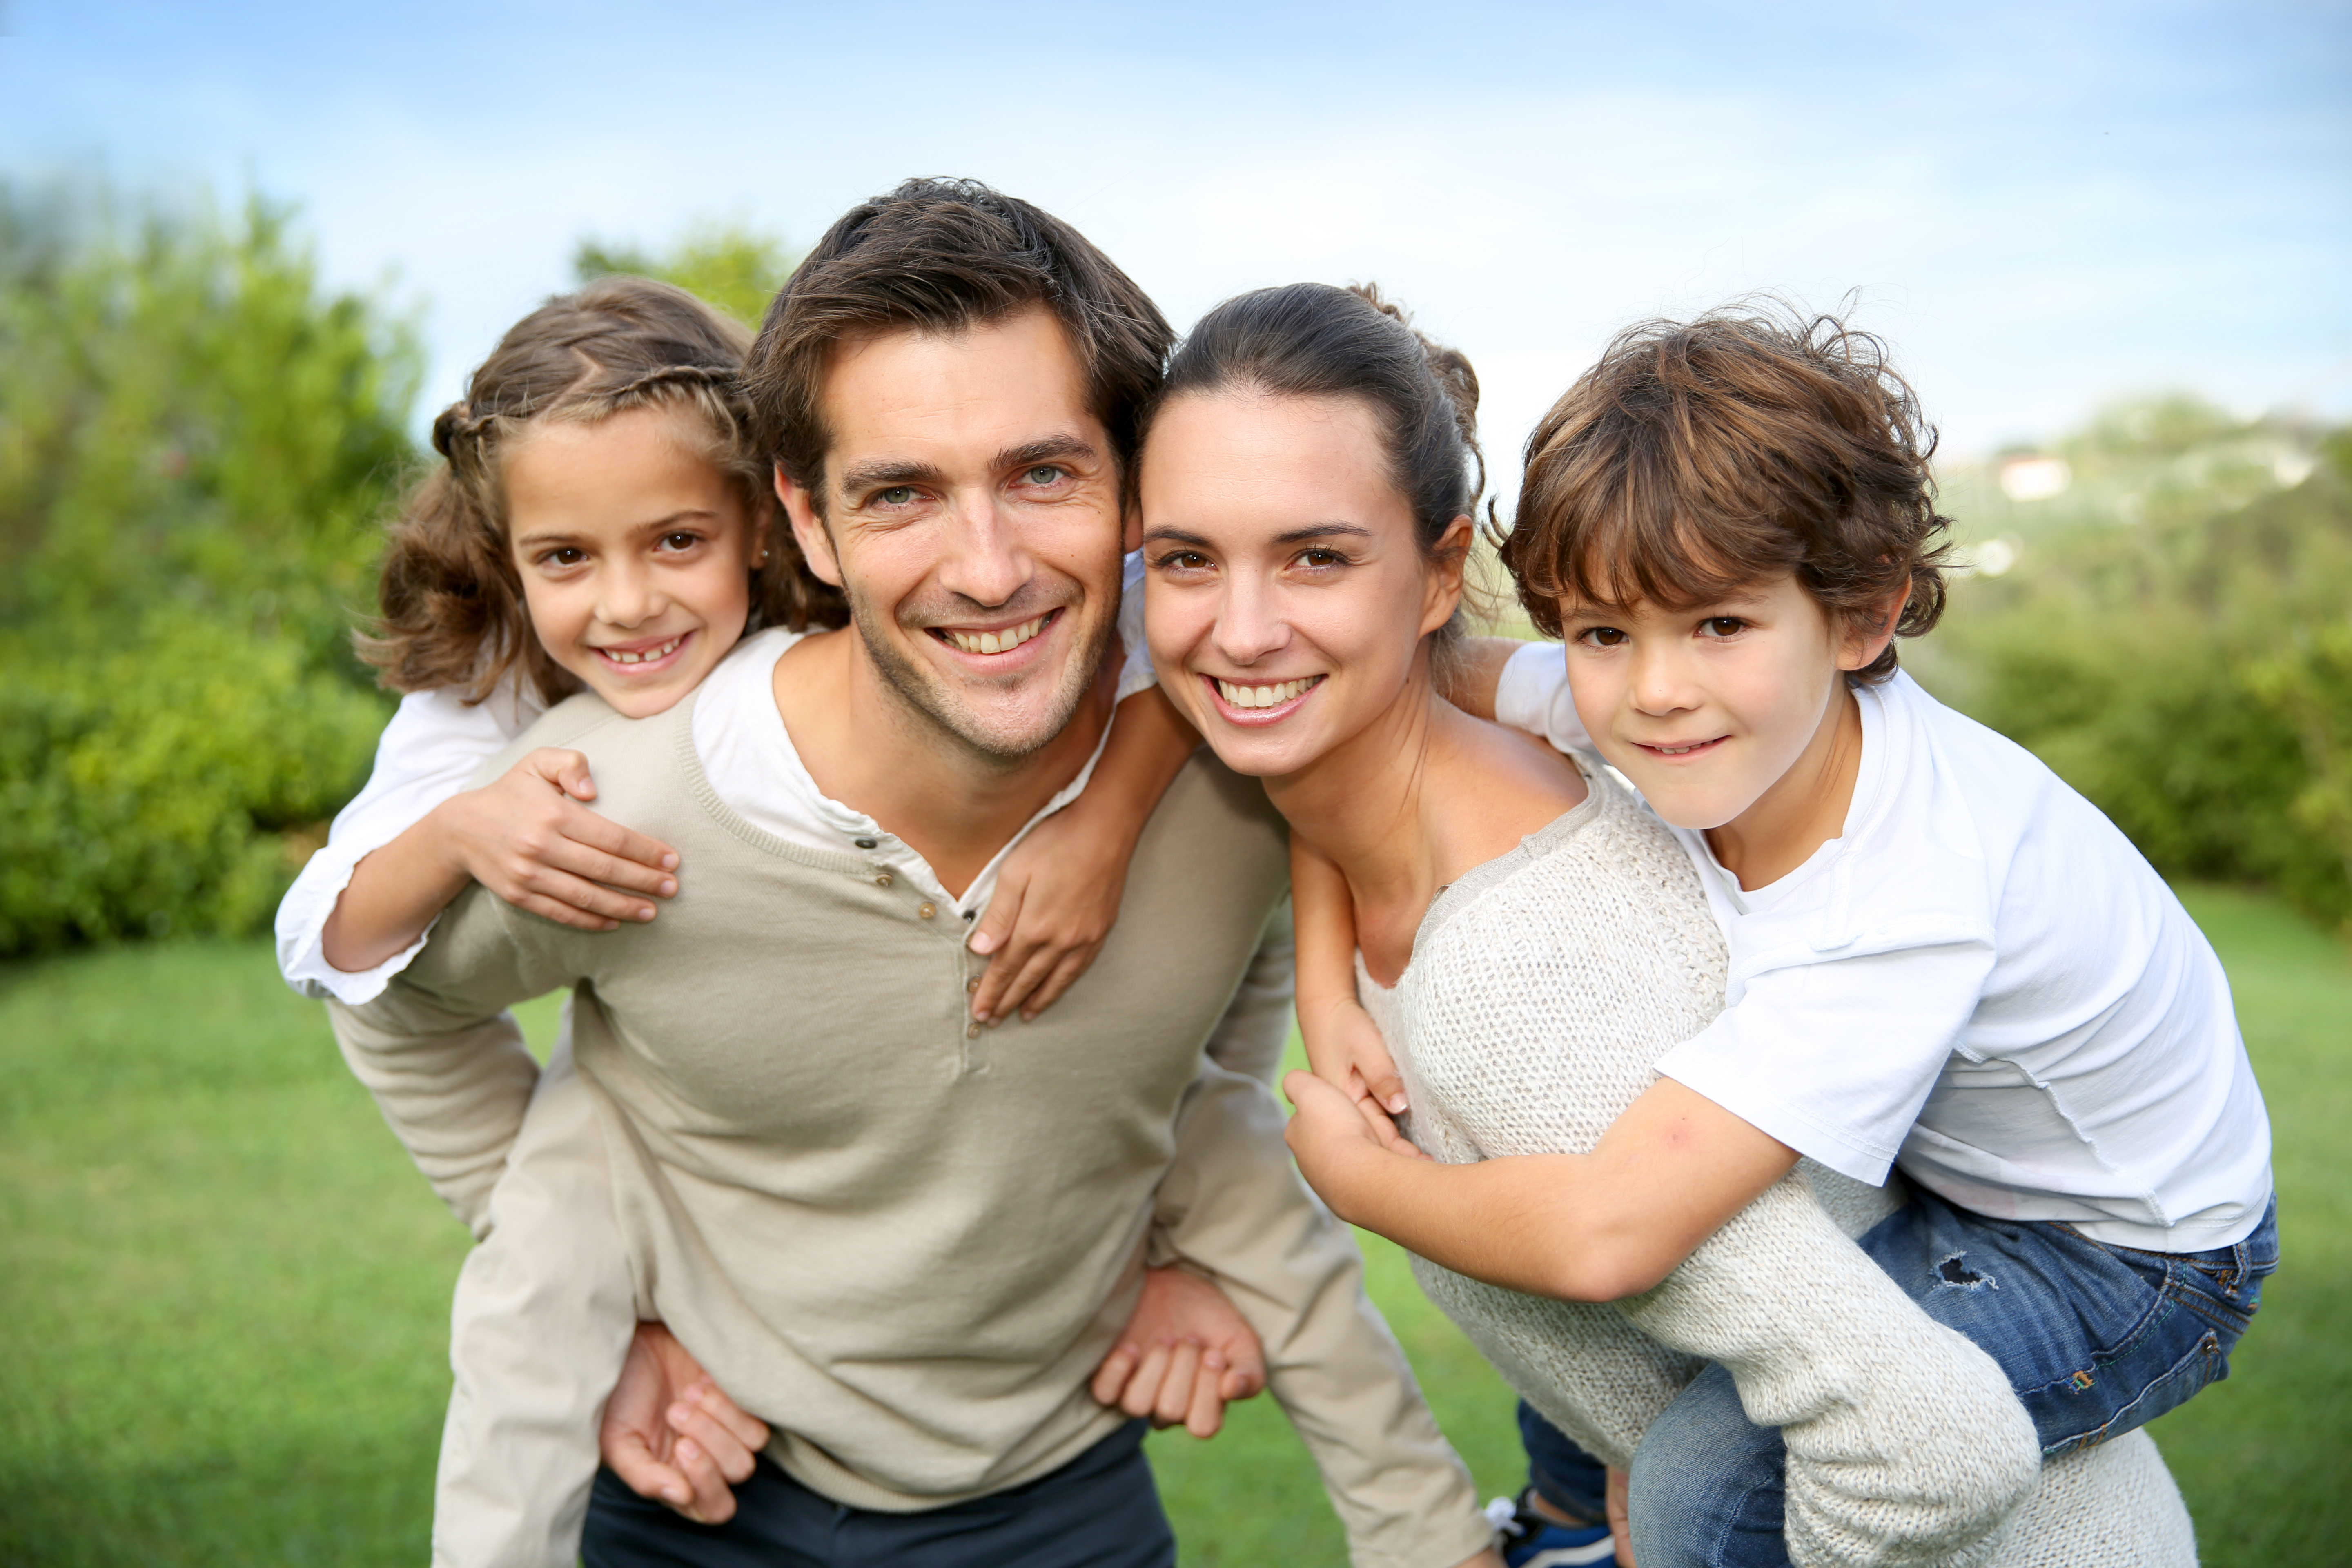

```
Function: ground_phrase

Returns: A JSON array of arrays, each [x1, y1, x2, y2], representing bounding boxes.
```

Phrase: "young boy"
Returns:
[[1291, 306, 2275, 1568]]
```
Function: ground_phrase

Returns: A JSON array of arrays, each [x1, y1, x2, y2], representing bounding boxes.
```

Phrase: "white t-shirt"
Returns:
[[276, 556, 1160, 1003], [1495, 641, 2273, 1252]]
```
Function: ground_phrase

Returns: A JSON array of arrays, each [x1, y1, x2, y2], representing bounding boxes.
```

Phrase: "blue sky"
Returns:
[[5, 0, 2348, 468]]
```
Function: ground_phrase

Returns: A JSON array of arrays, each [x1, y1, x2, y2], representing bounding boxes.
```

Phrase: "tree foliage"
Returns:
[[0, 183, 420, 951], [572, 221, 798, 330], [1926, 405, 2352, 932]]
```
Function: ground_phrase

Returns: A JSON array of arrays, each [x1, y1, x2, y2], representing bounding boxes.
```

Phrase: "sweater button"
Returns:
[[918, 901, 937, 920], [854, 837, 878, 849], [966, 977, 980, 993], [965, 1020, 982, 1038], [873, 872, 893, 888]]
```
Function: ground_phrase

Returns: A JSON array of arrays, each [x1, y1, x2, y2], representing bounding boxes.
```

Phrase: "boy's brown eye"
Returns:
[[1704, 617, 1745, 637]]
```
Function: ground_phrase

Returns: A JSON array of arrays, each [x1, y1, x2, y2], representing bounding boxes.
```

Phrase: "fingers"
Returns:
[[1119, 1339, 1174, 1421], [604, 1429, 699, 1515], [666, 1390, 759, 1484], [535, 826, 679, 899], [502, 869, 658, 927], [1349, 1093, 1424, 1158], [560, 808, 682, 881], [1607, 1466, 1635, 1568], [682, 1380, 771, 1456], [662, 1432, 741, 1525], [967, 878, 1025, 961], [523, 748, 599, 802], [1090, 1341, 1141, 1407], [1015, 941, 1102, 1021], [1183, 1352, 1227, 1439], [984, 942, 1062, 1025], [1153, 1339, 1203, 1428]]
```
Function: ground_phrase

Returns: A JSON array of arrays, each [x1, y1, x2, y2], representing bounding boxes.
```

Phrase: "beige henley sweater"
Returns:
[[332, 690, 1489, 1565]]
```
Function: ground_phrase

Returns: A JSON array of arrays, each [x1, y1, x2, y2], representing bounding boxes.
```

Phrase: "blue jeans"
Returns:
[[581, 1419, 1174, 1568], [1520, 1398, 1612, 1524], [1624, 1191, 2279, 1568]]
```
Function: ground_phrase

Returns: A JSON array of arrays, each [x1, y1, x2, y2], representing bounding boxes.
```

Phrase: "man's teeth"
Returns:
[[1215, 677, 1317, 710], [602, 635, 683, 666], [944, 616, 1048, 655]]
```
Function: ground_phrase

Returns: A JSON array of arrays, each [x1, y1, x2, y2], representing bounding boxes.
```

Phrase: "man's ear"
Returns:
[[1838, 578, 1913, 673], [1418, 515, 1475, 637], [776, 463, 843, 589]]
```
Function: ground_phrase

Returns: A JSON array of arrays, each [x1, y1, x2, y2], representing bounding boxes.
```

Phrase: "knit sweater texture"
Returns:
[[1357, 760, 2197, 1566]]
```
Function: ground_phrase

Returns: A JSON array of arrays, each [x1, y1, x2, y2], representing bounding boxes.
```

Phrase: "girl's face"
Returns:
[[505, 405, 762, 718], [1140, 389, 1463, 780]]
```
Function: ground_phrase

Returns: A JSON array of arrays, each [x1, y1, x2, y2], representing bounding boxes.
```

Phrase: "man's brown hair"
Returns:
[[743, 178, 1174, 509], [1499, 304, 1954, 682], [362, 276, 844, 706]]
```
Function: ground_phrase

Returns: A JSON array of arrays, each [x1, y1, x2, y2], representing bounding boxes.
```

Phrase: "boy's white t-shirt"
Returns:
[[276, 555, 1162, 1004], [1496, 641, 2273, 1252]]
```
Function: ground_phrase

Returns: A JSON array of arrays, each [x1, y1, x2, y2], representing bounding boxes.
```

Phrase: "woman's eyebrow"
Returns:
[[1272, 522, 1374, 545], [1140, 525, 1212, 547]]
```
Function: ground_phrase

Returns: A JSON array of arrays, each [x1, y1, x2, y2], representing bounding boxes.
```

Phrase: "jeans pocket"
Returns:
[[2040, 1321, 2229, 1459]]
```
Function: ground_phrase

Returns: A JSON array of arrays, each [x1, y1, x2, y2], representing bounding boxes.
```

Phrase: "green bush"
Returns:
[[1928, 412, 2352, 931], [0, 183, 420, 953]]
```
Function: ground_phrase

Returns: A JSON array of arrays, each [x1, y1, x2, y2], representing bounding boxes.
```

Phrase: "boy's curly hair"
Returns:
[[361, 275, 845, 706], [1499, 303, 1954, 683]]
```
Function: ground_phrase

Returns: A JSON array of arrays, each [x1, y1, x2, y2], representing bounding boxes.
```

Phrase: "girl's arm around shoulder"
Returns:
[[1290, 837, 1420, 1155], [968, 682, 1199, 1024], [1283, 1068, 1797, 1302]]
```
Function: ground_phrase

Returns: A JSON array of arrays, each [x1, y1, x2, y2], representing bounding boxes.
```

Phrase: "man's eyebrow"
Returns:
[[997, 434, 1099, 472], [837, 458, 949, 495]]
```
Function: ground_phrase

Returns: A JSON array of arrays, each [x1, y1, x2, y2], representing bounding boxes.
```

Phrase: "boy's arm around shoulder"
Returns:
[[1150, 1064, 1495, 1568]]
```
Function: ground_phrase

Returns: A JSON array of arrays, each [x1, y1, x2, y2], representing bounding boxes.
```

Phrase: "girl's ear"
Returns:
[[776, 464, 844, 589], [1418, 514, 1474, 637], [1837, 578, 1913, 672]]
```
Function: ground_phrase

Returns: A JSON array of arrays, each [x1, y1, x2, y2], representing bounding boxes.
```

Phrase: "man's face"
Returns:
[[781, 305, 1125, 762]]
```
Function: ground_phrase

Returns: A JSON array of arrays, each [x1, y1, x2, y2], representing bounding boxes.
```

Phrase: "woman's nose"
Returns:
[[1212, 570, 1291, 666]]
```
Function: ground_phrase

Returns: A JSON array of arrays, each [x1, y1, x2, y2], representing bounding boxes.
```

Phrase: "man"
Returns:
[[333, 179, 1499, 1568]]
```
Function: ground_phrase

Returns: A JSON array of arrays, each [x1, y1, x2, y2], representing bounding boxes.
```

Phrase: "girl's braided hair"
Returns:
[[362, 275, 845, 706]]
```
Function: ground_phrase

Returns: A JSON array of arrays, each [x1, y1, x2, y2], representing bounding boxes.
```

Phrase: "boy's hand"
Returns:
[[1282, 1069, 1422, 1221], [1089, 1265, 1267, 1438], [437, 748, 680, 931], [599, 1321, 770, 1524], [1608, 1465, 1635, 1566], [968, 809, 1127, 1024], [1301, 997, 1421, 1157]]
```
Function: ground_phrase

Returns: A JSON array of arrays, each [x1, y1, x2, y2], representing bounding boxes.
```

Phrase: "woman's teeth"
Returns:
[[944, 616, 1047, 655], [1216, 677, 1318, 710], [600, 635, 683, 666]]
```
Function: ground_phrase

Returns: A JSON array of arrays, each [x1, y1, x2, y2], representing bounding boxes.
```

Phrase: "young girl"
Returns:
[[278, 276, 1225, 1562], [1285, 306, 2267, 1566]]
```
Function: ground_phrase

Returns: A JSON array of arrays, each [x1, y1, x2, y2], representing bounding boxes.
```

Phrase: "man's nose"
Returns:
[[935, 492, 1033, 609], [1212, 568, 1292, 667]]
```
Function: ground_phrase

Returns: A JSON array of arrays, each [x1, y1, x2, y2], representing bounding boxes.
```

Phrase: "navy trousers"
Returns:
[[581, 1419, 1174, 1568]]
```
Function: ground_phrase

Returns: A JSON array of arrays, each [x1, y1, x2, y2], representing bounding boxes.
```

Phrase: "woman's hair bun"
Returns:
[[1345, 283, 1481, 461]]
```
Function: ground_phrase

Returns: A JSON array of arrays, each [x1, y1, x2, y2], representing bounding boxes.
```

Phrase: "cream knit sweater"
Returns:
[[1356, 760, 2198, 1567]]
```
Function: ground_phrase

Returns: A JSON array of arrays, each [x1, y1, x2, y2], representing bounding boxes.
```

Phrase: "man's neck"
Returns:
[[771, 628, 1116, 898]]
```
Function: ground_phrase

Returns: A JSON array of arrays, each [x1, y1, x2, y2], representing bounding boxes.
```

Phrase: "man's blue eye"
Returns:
[[1026, 466, 1062, 486], [878, 487, 915, 506]]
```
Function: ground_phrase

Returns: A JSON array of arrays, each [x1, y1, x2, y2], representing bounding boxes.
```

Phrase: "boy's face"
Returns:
[[1554, 574, 1883, 832]]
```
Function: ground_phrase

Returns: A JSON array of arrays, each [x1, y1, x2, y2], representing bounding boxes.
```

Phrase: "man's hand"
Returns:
[[599, 1321, 771, 1524], [1281, 1069, 1413, 1224], [1300, 997, 1426, 1159], [1089, 1265, 1267, 1438]]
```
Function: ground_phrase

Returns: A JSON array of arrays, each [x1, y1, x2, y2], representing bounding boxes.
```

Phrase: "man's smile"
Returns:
[[933, 612, 1055, 657]]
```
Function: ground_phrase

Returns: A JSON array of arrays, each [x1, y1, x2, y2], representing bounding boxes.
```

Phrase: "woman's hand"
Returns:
[[1281, 1069, 1420, 1223], [598, 1321, 771, 1524], [434, 748, 680, 930], [1301, 995, 1423, 1158], [1089, 1265, 1267, 1438]]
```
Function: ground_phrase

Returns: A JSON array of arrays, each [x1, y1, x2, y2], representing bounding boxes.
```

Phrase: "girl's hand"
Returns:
[[435, 748, 680, 931], [1282, 1069, 1419, 1220], [968, 806, 1127, 1024], [1301, 996, 1421, 1158]]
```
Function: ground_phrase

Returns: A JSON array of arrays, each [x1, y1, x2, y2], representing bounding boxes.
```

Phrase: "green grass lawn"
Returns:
[[1, 885, 2343, 1565]]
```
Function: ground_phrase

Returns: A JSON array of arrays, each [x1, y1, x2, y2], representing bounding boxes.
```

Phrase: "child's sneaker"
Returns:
[[1484, 1489, 1617, 1567]]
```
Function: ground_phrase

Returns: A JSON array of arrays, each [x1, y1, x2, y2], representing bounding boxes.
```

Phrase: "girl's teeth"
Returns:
[[605, 636, 682, 666], [1215, 677, 1316, 710], [946, 616, 1047, 655]]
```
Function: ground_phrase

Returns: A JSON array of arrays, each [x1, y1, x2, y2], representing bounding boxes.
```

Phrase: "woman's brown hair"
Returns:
[[1499, 303, 1953, 683], [361, 275, 845, 705], [1143, 281, 1488, 656]]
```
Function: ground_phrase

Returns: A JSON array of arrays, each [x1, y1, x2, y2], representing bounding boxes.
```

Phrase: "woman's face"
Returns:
[[1140, 389, 1463, 780]]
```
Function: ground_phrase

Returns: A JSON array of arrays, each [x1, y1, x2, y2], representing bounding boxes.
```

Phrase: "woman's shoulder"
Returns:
[[1413, 761, 1722, 983]]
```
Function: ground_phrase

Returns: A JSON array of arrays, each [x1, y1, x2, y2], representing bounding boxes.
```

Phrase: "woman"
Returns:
[[1134, 282, 2187, 1568]]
